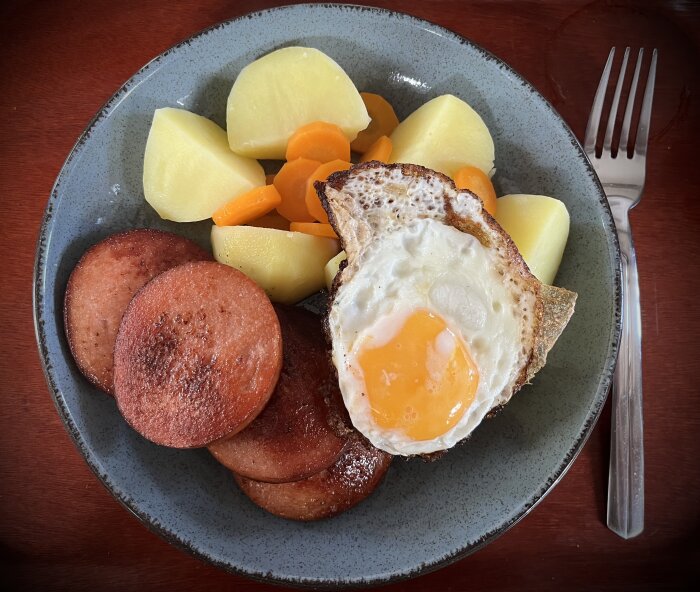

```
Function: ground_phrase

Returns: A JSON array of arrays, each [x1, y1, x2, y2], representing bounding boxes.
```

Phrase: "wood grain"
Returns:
[[1, 1, 699, 590]]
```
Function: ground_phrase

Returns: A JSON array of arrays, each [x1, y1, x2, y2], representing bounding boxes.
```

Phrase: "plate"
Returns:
[[33, 4, 620, 587]]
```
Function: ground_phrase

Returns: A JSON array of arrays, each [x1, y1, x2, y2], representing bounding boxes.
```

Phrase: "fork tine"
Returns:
[[584, 48, 615, 154], [603, 47, 630, 153], [619, 49, 644, 154], [634, 48, 658, 157]]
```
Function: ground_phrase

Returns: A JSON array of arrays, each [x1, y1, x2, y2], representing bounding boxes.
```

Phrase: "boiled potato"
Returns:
[[494, 194, 570, 285], [389, 94, 494, 177], [227, 47, 370, 159], [211, 225, 339, 304], [324, 250, 347, 290], [143, 108, 265, 222]]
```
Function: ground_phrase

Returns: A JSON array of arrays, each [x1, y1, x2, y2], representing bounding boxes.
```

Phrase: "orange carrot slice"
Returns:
[[305, 160, 352, 223], [285, 121, 351, 163], [274, 158, 321, 222], [454, 166, 497, 216], [360, 135, 392, 163], [248, 212, 290, 231], [351, 93, 400, 153], [290, 222, 338, 239], [212, 185, 282, 226]]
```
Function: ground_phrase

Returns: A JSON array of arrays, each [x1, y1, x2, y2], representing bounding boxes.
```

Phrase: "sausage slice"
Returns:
[[64, 229, 211, 394], [113, 261, 282, 448], [235, 434, 392, 520], [209, 305, 350, 483]]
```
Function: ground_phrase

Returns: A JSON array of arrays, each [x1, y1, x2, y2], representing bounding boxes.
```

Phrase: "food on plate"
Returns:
[[212, 185, 282, 227], [226, 47, 370, 159], [305, 159, 352, 223], [273, 157, 321, 222], [211, 225, 339, 304], [389, 94, 495, 177], [63, 229, 211, 394], [494, 194, 570, 285], [235, 433, 392, 521], [316, 162, 576, 455], [209, 305, 350, 483], [113, 261, 282, 448], [247, 212, 290, 231], [285, 121, 351, 163], [143, 108, 265, 222], [360, 135, 392, 163], [324, 250, 347, 291], [69, 45, 580, 521], [289, 222, 338, 239], [351, 92, 400, 153], [454, 165, 497, 216]]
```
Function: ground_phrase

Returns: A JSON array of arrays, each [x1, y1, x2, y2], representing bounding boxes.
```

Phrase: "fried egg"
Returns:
[[317, 162, 576, 456]]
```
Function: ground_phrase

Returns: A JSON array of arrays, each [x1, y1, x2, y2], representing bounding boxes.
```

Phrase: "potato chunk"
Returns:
[[226, 47, 370, 159], [389, 94, 494, 177], [494, 194, 570, 285], [211, 225, 339, 303], [324, 250, 346, 290], [143, 108, 265, 222]]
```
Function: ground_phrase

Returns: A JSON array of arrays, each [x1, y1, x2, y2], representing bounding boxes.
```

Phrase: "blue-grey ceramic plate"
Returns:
[[34, 3, 620, 587]]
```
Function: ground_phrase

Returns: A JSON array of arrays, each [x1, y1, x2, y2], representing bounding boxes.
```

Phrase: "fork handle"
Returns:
[[607, 207, 644, 539]]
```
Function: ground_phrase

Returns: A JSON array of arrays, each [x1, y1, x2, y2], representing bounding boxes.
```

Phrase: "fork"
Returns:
[[584, 47, 657, 539]]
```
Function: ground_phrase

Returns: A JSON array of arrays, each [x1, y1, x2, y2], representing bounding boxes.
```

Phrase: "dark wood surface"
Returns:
[[1, 1, 699, 590]]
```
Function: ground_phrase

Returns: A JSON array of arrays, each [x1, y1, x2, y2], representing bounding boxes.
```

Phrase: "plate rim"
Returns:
[[33, 3, 622, 588]]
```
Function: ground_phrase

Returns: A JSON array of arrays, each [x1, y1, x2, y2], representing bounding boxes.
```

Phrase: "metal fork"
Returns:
[[584, 47, 657, 539]]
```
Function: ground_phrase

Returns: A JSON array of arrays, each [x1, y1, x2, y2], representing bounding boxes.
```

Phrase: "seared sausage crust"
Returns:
[[113, 261, 282, 448], [235, 434, 392, 520]]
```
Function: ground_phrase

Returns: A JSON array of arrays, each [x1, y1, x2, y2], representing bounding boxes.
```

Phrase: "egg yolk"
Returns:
[[357, 309, 479, 441]]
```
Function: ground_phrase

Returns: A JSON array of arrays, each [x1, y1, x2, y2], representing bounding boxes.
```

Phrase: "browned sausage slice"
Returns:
[[113, 261, 282, 448], [64, 229, 211, 394], [235, 434, 392, 520], [209, 305, 350, 483]]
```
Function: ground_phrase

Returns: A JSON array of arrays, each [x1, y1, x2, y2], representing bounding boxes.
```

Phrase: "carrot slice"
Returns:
[[305, 160, 352, 223], [285, 121, 351, 163], [360, 135, 392, 163], [290, 222, 338, 239], [351, 93, 400, 153], [453, 166, 497, 215], [274, 158, 321, 222], [212, 185, 282, 226], [248, 212, 290, 231]]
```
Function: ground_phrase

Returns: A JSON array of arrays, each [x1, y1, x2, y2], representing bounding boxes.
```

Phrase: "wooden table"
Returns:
[[1, 1, 698, 590]]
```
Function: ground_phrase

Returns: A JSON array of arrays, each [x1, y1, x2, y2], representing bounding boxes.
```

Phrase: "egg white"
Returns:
[[329, 218, 524, 455]]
